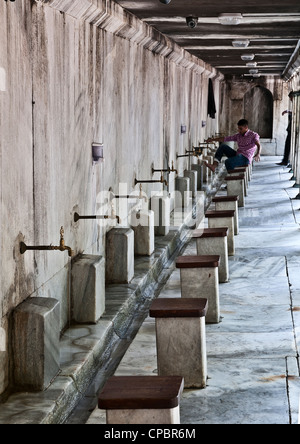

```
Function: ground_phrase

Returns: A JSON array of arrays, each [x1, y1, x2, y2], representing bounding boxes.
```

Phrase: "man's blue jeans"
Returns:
[[215, 144, 250, 171]]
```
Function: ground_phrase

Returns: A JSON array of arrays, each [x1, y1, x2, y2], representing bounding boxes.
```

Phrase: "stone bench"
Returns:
[[193, 228, 229, 283], [225, 175, 245, 207], [150, 298, 208, 389], [205, 210, 235, 256], [212, 196, 239, 235], [176, 255, 220, 323], [98, 376, 184, 424]]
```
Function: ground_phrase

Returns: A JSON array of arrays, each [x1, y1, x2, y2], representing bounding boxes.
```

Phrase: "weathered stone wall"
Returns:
[[220, 77, 290, 155], [0, 0, 222, 395]]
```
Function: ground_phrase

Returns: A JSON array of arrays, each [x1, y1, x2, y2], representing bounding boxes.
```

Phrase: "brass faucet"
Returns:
[[113, 184, 148, 203], [135, 172, 168, 187], [20, 227, 74, 258], [74, 211, 121, 224], [152, 161, 178, 175]]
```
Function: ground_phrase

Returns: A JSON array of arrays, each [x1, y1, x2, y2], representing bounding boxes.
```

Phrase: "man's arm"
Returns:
[[206, 136, 225, 143], [254, 140, 261, 162]]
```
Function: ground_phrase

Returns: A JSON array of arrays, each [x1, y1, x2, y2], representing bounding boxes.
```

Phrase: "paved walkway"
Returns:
[[88, 157, 300, 425]]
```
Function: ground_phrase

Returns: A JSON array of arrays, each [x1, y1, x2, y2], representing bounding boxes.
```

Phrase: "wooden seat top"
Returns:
[[98, 376, 184, 410], [225, 175, 245, 181], [212, 196, 239, 202], [205, 210, 235, 218], [193, 228, 229, 238], [150, 298, 208, 319], [228, 168, 248, 173], [176, 255, 220, 268]]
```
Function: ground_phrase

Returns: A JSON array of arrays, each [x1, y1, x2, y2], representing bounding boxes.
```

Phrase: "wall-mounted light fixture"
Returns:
[[246, 62, 257, 68], [241, 54, 255, 61], [92, 143, 104, 163], [249, 69, 259, 75], [232, 39, 250, 48], [181, 125, 187, 134], [218, 13, 243, 26]]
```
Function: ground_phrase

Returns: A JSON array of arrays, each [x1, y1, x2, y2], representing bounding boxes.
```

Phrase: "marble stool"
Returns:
[[212, 196, 239, 235], [205, 210, 235, 256], [225, 175, 245, 207], [193, 228, 229, 283], [234, 166, 250, 185], [98, 376, 184, 425], [228, 169, 248, 196], [150, 298, 208, 389], [176, 255, 220, 323]]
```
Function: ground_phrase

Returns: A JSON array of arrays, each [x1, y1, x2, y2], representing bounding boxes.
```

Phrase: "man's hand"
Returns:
[[254, 153, 261, 162]]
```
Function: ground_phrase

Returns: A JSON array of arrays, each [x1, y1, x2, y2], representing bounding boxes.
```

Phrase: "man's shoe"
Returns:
[[276, 161, 288, 166]]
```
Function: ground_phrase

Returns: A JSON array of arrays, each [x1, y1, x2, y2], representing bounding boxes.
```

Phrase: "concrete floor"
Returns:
[[88, 157, 300, 425]]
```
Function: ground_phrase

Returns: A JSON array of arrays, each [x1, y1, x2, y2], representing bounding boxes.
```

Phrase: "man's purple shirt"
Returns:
[[224, 130, 260, 162]]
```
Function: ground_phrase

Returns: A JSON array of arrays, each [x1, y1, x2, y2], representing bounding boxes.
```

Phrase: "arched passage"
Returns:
[[243, 86, 274, 138]]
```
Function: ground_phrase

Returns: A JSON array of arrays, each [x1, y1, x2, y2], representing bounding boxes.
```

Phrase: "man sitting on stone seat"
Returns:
[[204, 119, 261, 173]]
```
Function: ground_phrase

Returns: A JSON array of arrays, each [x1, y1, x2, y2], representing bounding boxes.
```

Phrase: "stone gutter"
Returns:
[[0, 168, 225, 424]]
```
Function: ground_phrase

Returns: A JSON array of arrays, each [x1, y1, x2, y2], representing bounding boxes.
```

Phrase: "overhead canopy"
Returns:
[[114, 0, 300, 80]]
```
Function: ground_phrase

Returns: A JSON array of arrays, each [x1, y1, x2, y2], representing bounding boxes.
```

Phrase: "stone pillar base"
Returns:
[[106, 228, 134, 284], [151, 195, 171, 236], [13, 297, 60, 391], [72, 254, 105, 323], [131, 209, 155, 256]]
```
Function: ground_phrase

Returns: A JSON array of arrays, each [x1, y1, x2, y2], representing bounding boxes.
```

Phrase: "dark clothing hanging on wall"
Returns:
[[208, 78, 217, 119]]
